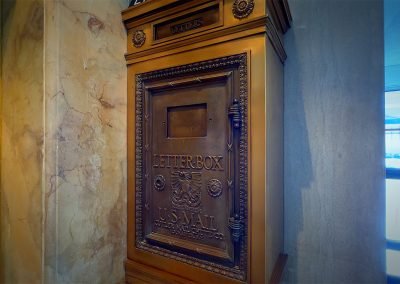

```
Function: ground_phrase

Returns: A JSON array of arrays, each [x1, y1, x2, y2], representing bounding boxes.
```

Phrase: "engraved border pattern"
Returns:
[[135, 54, 248, 281]]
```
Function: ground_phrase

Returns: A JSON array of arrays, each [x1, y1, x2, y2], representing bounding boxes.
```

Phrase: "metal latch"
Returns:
[[228, 214, 243, 242], [228, 99, 241, 129]]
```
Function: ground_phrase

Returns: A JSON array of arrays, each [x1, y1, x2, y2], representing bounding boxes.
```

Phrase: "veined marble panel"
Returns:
[[0, 0, 44, 283], [44, 0, 128, 283]]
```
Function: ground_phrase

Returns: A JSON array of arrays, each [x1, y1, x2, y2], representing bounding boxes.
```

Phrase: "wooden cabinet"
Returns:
[[122, 1, 291, 283]]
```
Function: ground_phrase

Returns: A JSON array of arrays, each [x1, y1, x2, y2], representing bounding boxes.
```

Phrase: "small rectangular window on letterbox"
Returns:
[[167, 103, 207, 138]]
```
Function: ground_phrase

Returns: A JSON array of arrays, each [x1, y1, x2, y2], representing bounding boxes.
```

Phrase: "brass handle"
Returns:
[[228, 99, 241, 129], [228, 214, 243, 242]]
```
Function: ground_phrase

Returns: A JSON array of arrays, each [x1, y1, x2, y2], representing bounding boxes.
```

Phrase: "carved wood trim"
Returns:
[[123, 0, 213, 29], [266, 15, 287, 63], [125, 259, 197, 284], [123, 0, 178, 23], [267, 0, 292, 34], [135, 53, 249, 281], [125, 16, 268, 61], [126, 16, 288, 64], [145, 71, 232, 90]]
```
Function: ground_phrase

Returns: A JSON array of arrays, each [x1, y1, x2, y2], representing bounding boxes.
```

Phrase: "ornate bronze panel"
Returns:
[[135, 54, 248, 281]]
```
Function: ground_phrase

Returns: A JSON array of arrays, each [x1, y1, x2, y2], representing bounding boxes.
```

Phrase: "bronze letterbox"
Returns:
[[123, 1, 291, 283], [137, 58, 248, 279]]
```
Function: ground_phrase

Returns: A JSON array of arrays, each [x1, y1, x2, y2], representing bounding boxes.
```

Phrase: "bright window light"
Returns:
[[387, 249, 400, 277], [386, 179, 400, 241], [386, 91, 400, 169]]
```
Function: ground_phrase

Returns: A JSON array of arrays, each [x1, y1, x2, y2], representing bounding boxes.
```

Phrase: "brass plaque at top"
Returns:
[[153, 2, 221, 42], [135, 54, 248, 281]]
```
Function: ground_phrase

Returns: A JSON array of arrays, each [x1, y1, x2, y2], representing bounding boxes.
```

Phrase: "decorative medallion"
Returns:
[[133, 30, 146, 48], [171, 171, 202, 211], [232, 0, 255, 19], [207, 179, 223, 198], [154, 175, 165, 191]]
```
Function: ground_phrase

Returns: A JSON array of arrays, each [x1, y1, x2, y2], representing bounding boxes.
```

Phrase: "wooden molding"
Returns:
[[266, 15, 287, 63], [123, 0, 213, 29], [123, 1, 290, 64], [125, 259, 197, 284], [122, 0, 178, 23], [125, 16, 267, 62], [267, 0, 292, 34]]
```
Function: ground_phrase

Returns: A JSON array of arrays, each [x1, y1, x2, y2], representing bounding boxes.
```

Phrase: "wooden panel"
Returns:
[[126, 17, 268, 63], [126, 33, 272, 284], [125, 259, 196, 284], [124, 0, 290, 282]]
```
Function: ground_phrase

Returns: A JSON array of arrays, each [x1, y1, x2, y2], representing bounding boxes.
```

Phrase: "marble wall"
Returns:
[[1, 0, 128, 283], [0, 0, 44, 283], [283, 0, 386, 283], [44, 0, 128, 283]]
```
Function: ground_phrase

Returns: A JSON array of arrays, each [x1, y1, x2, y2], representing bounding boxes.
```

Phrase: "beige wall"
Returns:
[[1, 0, 128, 283], [0, 0, 44, 283]]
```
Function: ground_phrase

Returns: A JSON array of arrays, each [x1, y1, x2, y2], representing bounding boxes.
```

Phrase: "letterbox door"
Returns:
[[134, 54, 248, 280]]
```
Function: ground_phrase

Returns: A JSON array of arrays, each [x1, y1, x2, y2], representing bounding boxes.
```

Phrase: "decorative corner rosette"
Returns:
[[232, 0, 255, 19], [133, 30, 146, 48]]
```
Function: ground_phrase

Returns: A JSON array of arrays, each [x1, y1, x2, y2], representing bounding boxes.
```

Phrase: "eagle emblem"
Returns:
[[171, 171, 202, 211]]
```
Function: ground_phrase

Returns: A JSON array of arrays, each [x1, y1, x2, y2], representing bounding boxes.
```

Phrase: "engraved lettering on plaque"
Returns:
[[170, 18, 204, 35], [153, 154, 224, 171], [154, 208, 224, 241], [153, 3, 221, 41]]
